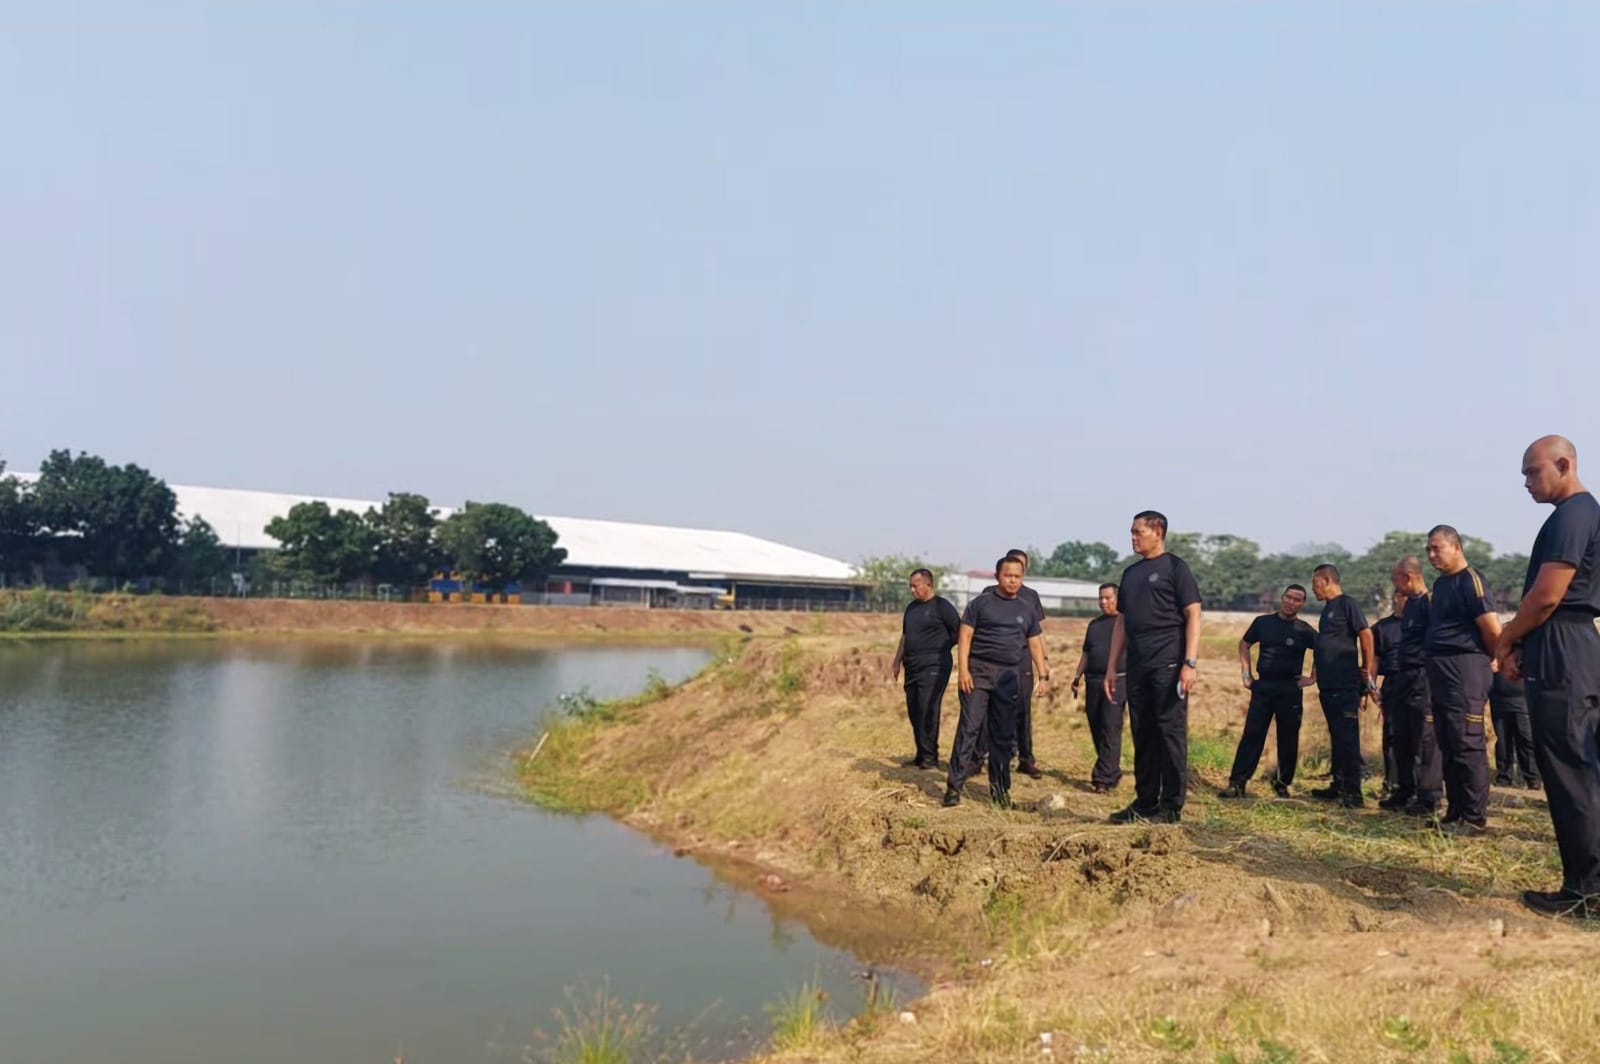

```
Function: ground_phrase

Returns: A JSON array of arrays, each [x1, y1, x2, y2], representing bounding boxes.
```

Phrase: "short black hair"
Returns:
[[1005, 548, 1028, 563], [909, 568, 934, 583], [1313, 563, 1341, 581], [1285, 583, 1307, 596], [995, 556, 1024, 576], [1427, 524, 1462, 547], [1132, 510, 1168, 538], [1098, 582, 1118, 594]]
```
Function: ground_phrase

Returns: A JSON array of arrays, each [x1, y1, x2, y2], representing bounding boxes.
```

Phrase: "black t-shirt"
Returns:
[[1490, 671, 1527, 713], [1082, 614, 1125, 675], [981, 583, 1046, 625], [1398, 593, 1430, 671], [1116, 553, 1200, 672], [1373, 615, 1404, 676], [1425, 567, 1494, 656], [962, 591, 1042, 666], [901, 595, 961, 666], [1244, 613, 1317, 680], [1525, 492, 1600, 616], [1314, 594, 1369, 687]]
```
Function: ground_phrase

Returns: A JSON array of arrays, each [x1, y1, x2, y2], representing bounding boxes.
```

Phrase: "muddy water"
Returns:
[[0, 639, 916, 1063]]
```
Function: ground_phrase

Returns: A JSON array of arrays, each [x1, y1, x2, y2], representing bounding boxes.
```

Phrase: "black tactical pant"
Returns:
[[1427, 653, 1493, 824], [1126, 662, 1187, 814], [1084, 672, 1125, 788], [1490, 701, 1539, 786], [1524, 616, 1600, 895], [947, 658, 1021, 798], [1228, 678, 1303, 787], [1381, 697, 1398, 791], [1319, 683, 1364, 796], [1016, 659, 1037, 767], [1384, 668, 1441, 806], [903, 657, 952, 765]]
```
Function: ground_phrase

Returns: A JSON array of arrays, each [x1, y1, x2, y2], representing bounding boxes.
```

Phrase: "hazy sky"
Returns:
[[3, 4, 1596, 567]]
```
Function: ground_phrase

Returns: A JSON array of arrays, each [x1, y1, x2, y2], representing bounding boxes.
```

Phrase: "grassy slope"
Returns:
[[521, 623, 1600, 1064]]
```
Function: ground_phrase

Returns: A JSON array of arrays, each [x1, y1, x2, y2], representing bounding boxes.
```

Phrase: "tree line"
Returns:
[[0, 450, 566, 595], [860, 530, 1530, 615]]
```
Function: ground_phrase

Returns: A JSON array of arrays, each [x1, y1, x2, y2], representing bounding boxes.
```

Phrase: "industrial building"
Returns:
[[939, 571, 1106, 615], [8, 476, 868, 610]]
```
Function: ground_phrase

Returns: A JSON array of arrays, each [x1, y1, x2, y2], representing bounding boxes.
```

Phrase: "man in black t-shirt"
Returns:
[[943, 556, 1049, 810], [890, 568, 961, 770], [1383, 556, 1443, 815], [1488, 669, 1540, 790], [1072, 583, 1126, 792], [1495, 435, 1600, 918], [1423, 524, 1502, 834], [1372, 590, 1407, 796], [980, 549, 1049, 779], [1104, 511, 1202, 824], [1220, 584, 1317, 799], [1310, 564, 1375, 807]]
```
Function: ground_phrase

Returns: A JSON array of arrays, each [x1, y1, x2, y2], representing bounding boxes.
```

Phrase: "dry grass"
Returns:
[[518, 622, 1600, 1064]]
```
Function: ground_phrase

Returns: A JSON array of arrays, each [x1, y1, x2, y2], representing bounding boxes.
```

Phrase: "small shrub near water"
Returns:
[[765, 971, 830, 1051], [539, 983, 656, 1064]]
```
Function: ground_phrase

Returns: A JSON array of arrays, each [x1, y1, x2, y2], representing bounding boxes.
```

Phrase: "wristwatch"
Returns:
[[1183, 657, 1199, 668]]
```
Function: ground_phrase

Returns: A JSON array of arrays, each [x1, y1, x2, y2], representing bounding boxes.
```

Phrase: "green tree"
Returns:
[[30, 449, 181, 584], [365, 492, 441, 590], [171, 516, 231, 590], [264, 501, 378, 588], [0, 459, 43, 583], [1034, 540, 1121, 581], [436, 502, 566, 592], [854, 554, 955, 612]]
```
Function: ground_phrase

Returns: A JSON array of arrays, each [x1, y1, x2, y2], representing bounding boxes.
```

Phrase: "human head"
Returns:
[[1098, 582, 1118, 615], [1311, 564, 1341, 601], [1005, 549, 1029, 575], [1130, 511, 1167, 557], [1279, 583, 1307, 619], [1522, 435, 1581, 505], [995, 556, 1025, 596], [908, 568, 934, 603], [1425, 525, 1465, 574]]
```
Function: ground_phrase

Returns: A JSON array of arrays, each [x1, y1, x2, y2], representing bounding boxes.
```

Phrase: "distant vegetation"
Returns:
[[0, 449, 565, 597]]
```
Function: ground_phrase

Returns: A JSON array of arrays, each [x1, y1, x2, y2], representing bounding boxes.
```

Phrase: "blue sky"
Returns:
[[3, 3, 1595, 566]]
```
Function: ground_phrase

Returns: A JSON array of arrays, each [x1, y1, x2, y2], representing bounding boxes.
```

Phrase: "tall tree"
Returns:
[[1034, 540, 1121, 581], [171, 516, 231, 589], [365, 492, 441, 589], [436, 502, 566, 592], [854, 555, 955, 612], [30, 449, 181, 584], [264, 501, 378, 588], [0, 459, 42, 582]]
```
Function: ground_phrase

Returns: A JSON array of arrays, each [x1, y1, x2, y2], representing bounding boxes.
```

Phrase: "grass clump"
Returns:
[[538, 982, 656, 1064], [773, 639, 805, 696], [0, 588, 215, 634], [765, 971, 831, 1052]]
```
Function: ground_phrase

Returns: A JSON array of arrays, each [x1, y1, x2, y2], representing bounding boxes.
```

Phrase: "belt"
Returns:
[[1547, 607, 1600, 624]]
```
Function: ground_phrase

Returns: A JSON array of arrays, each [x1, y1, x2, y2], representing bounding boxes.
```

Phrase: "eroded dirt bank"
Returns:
[[521, 627, 1600, 1063]]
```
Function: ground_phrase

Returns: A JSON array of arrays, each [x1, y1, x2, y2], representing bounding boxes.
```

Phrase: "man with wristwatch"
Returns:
[[1309, 563, 1376, 807], [1104, 510, 1203, 824]]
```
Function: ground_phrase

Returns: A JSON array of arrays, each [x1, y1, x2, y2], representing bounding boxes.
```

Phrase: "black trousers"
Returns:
[[947, 658, 1021, 798], [903, 657, 952, 765], [1426, 653, 1492, 823], [1381, 697, 1398, 789], [1016, 659, 1037, 766], [1126, 662, 1187, 813], [1319, 684, 1364, 795], [1384, 668, 1441, 805], [1228, 678, 1303, 786], [1524, 617, 1600, 895], [1490, 701, 1539, 786], [1084, 672, 1125, 788]]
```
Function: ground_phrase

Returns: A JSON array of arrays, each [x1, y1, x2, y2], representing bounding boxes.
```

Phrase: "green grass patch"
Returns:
[[0, 588, 215, 634], [765, 971, 830, 1052]]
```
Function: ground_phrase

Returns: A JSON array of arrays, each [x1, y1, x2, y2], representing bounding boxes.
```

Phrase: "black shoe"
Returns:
[[1494, 775, 1514, 787], [925, 759, 943, 771], [1109, 803, 1156, 825], [941, 788, 961, 808], [1438, 809, 1462, 826], [1439, 817, 1487, 837], [1401, 799, 1438, 818], [991, 789, 1013, 810], [1091, 782, 1113, 794], [1378, 793, 1411, 812], [1270, 779, 1290, 798], [1522, 888, 1597, 920], [1340, 792, 1366, 809], [1017, 760, 1044, 780], [1526, 779, 1544, 791], [1309, 785, 1340, 801], [1155, 807, 1182, 824], [1218, 782, 1247, 800]]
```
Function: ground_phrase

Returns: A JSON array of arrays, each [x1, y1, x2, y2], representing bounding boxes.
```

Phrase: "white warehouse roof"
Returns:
[[9, 475, 859, 584]]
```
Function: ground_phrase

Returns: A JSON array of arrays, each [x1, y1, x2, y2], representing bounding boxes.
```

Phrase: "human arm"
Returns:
[[957, 623, 975, 694], [1104, 616, 1126, 701], [1028, 634, 1049, 692], [890, 634, 905, 682], [1180, 602, 1202, 696], [1071, 649, 1088, 697], [1237, 639, 1254, 689], [1496, 563, 1578, 677]]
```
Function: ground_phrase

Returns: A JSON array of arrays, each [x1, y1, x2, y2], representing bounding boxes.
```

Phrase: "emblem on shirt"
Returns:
[[1148, 571, 1161, 582], [1285, 638, 1294, 646]]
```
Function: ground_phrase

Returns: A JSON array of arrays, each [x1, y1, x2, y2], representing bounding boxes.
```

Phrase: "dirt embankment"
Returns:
[[521, 624, 1600, 1064]]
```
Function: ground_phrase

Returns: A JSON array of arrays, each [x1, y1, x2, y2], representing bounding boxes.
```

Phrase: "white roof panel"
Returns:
[[9, 475, 859, 583]]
